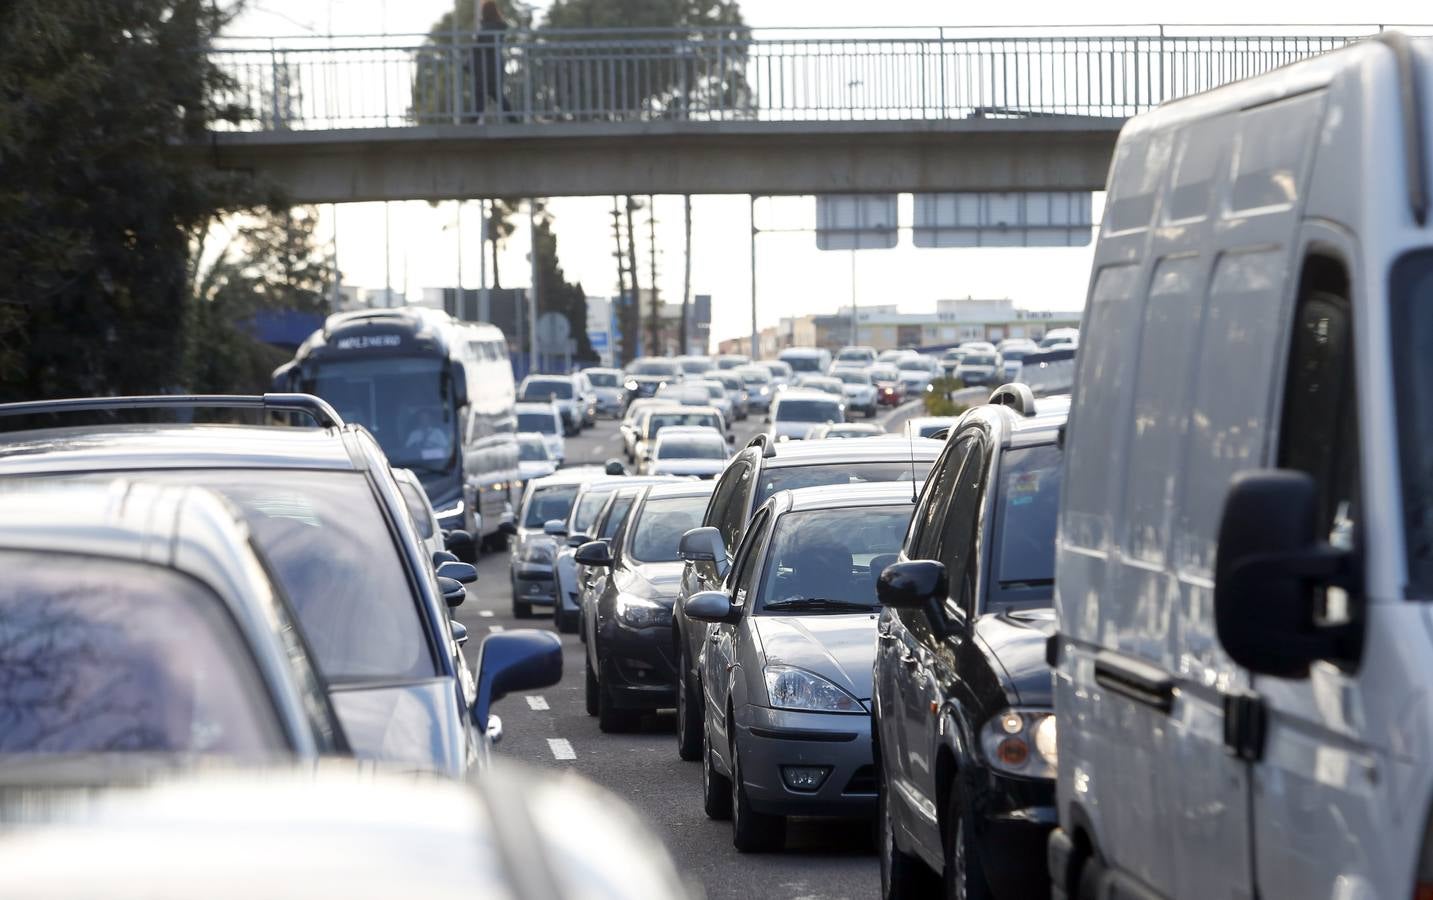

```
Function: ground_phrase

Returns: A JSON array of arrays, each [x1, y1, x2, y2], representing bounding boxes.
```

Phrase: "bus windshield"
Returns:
[[312, 358, 454, 473]]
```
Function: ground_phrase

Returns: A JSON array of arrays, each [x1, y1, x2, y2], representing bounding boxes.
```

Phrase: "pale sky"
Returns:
[[226, 1, 1433, 346]]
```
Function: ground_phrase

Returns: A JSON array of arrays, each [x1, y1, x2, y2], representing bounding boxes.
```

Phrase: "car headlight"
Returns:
[[616, 594, 672, 629], [763, 665, 864, 713], [759, 386, 770, 396], [625, 379, 639, 391], [979, 708, 1057, 778], [524, 540, 556, 565]]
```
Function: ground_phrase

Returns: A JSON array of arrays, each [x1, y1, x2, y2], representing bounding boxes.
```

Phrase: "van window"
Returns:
[[1104, 131, 1173, 233], [1229, 92, 1322, 215], [1166, 117, 1233, 222]]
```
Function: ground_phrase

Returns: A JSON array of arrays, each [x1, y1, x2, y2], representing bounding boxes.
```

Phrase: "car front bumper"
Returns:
[[597, 620, 678, 710], [734, 704, 875, 818], [967, 768, 1057, 899]]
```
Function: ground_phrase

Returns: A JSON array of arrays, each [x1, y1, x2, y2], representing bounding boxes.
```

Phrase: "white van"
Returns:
[[778, 346, 833, 376], [1049, 34, 1433, 900]]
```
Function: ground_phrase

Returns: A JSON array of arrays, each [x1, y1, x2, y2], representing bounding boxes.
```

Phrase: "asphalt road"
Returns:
[[452, 393, 975, 900]]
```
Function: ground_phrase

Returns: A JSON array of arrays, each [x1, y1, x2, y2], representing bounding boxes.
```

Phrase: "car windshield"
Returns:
[[0, 551, 284, 756], [989, 444, 1063, 609], [632, 360, 681, 377], [777, 399, 842, 423], [962, 354, 997, 366], [719, 376, 742, 391], [756, 506, 913, 612], [835, 371, 869, 385], [646, 411, 719, 436], [658, 436, 727, 459], [517, 410, 558, 434], [869, 366, 898, 381], [782, 355, 823, 373], [837, 350, 869, 362], [1000, 348, 1031, 361], [311, 358, 454, 473], [739, 370, 770, 385], [703, 385, 724, 398], [898, 358, 928, 371], [143, 470, 437, 682], [628, 495, 709, 563], [680, 359, 713, 375], [521, 379, 573, 401], [756, 461, 930, 507], [525, 484, 581, 528], [585, 371, 620, 388], [518, 437, 549, 460], [572, 488, 616, 534]]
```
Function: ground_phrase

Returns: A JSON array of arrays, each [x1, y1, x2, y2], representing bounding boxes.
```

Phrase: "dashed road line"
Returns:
[[478, 609, 495, 618], [547, 738, 576, 760], [525, 695, 550, 711], [489, 625, 506, 633]]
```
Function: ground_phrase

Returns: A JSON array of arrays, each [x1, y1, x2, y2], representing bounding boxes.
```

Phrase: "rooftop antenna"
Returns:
[[906, 419, 918, 503]]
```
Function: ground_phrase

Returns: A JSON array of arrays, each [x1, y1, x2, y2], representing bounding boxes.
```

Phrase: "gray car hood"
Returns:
[[329, 680, 465, 776], [752, 613, 878, 701]]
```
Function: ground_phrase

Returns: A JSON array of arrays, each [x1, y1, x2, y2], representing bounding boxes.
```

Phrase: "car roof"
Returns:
[[0, 424, 358, 477], [906, 416, 956, 429], [642, 481, 718, 501], [514, 431, 547, 442], [761, 434, 943, 467], [576, 474, 678, 494], [775, 388, 841, 402], [656, 425, 723, 437], [527, 466, 607, 488], [649, 404, 720, 416], [515, 401, 559, 412], [522, 374, 571, 382], [776, 480, 920, 513]]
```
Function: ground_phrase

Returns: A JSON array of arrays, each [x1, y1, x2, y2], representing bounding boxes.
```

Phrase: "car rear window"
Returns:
[[0, 551, 284, 756], [756, 461, 930, 508], [627, 495, 709, 563], [525, 484, 581, 528], [521, 379, 574, 401], [136, 470, 438, 682]]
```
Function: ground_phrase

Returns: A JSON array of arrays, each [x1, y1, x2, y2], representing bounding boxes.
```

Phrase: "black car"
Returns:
[[0, 394, 560, 777], [575, 483, 652, 644], [672, 434, 943, 760], [873, 386, 1065, 900], [578, 481, 713, 732]]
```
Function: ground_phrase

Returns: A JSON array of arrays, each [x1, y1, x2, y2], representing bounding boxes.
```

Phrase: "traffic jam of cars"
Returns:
[[4, 40, 1432, 900]]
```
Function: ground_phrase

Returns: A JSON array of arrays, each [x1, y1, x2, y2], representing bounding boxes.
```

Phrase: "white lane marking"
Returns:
[[547, 738, 576, 760], [478, 610, 495, 618], [525, 695, 550, 711], [489, 625, 506, 633]]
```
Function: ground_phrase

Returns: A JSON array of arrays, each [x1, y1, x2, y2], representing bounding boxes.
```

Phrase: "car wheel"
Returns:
[[701, 712, 732, 820], [942, 787, 991, 900], [584, 654, 599, 717], [483, 531, 509, 554], [879, 763, 935, 898], [730, 736, 784, 852], [676, 644, 703, 761]]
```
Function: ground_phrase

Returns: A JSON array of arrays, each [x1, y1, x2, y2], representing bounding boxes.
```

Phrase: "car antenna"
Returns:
[[906, 421, 918, 503]]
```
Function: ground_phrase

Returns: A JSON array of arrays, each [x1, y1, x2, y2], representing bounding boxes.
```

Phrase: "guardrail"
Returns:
[[210, 26, 1412, 131]]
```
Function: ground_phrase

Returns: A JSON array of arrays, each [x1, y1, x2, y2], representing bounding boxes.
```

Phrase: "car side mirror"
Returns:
[[437, 575, 467, 608], [443, 529, 475, 560], [567, 532, 592, 548], [472, 629, 563, 732], [575, 540, 614, 568], [605, 459, 627, 476], [1214, 470, 1360, 678], [726, 433, 736, 444], [451, 621, 469, 647], [433, 549, 459, 567], [544, 519, 567, 537], [498, 520, 518, 536], [437, 560, 478, 585], [877, 560, 954, 635], [683, 589, 737, 624]]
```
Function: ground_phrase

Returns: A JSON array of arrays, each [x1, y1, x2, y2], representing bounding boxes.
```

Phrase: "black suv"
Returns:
[[873, 385, 1065, 900], [672, 434, 944, 760]]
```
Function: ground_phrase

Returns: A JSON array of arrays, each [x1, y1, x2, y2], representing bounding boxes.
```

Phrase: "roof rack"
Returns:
[[745, 432, 778, 458], [988, 383, 1038, 417], [0, 393, 344, 429]]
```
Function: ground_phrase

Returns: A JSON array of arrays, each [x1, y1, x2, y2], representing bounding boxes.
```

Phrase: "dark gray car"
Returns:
[[682, 483, 916, 852]]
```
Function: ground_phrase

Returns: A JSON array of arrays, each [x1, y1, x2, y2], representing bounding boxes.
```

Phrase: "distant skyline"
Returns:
[[227, 1, 1433, 345]]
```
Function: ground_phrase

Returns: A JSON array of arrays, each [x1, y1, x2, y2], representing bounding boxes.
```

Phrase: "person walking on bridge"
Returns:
[[473, 1, 513, 121]]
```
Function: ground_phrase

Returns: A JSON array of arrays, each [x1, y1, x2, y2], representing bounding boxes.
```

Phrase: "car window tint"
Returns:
[[627, 495, 711, 563], [936, 438, 989, 616], [0, 551, 284, 756], [397, 480, 434, 540], [989, 444, 1063, 609], [524, 484, 580, 528], [572, 488, 615, 534], [142, 470, 438, 682], [756, 461, 931, 508], [910, 437, 974, 560], [727, 509, 771, 606], [599, 494, 638, 540]]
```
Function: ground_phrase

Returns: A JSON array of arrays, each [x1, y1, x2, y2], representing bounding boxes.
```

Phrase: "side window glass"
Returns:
[[705, 460, 743, 532], [1278, 268, 1358, 546], [911, 437, 975, 560], [937, 438, 989, 615], [727, 510, 770, 606], [718, 463, 754, 555]]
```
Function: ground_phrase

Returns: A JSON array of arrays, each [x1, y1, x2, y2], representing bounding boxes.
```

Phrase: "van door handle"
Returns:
[[1094, 651, 1175, 714]]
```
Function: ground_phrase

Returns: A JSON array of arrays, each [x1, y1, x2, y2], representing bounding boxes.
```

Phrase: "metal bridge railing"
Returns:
[[209, 27, 1401, 131]]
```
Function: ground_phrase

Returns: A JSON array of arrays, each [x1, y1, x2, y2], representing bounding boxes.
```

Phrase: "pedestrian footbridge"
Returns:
[[196, 26, 1384, 201]]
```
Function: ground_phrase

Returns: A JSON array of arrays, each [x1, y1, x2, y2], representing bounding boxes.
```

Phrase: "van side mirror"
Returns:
[[543, 519, 567, 537], [575, 540, 613, 568], [1214, 470, 1361, 678], [680, 527, 730, 579], [472, 629, 563, 732]]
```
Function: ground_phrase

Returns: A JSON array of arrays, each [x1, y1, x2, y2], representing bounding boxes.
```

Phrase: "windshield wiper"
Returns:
[[763, 597, 877, 613]]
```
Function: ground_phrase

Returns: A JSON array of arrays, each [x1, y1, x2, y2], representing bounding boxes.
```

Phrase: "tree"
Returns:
[[0, 0, 267, 402], [530, 204, 597, 365]]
